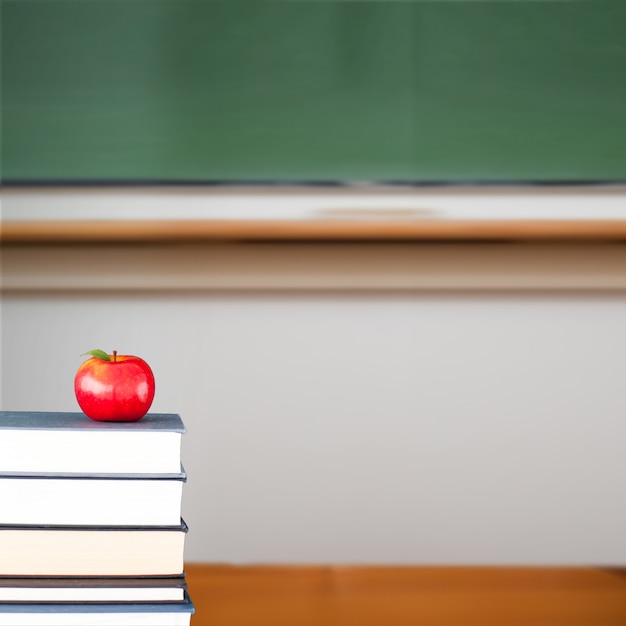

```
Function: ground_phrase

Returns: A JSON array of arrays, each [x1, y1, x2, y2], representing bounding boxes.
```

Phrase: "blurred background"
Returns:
[[2, 0, 626, 568]]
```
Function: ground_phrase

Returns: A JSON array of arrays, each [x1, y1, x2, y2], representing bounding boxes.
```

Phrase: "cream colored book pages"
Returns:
[[0, 529, 185, 576]]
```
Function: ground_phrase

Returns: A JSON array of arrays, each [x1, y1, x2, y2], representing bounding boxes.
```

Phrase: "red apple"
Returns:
[[74, 350, 155, 422]]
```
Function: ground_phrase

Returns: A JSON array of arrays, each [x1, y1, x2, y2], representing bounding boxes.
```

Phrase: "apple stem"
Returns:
[[112, 350, 117, 362]]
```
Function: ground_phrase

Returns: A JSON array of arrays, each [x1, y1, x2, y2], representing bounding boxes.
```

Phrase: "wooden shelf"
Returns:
[[185, 564, 626, 626], [4, 219, 626, 243]]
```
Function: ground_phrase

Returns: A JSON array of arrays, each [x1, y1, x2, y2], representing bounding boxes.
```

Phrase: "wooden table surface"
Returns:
[[185, 565, 626, 626]]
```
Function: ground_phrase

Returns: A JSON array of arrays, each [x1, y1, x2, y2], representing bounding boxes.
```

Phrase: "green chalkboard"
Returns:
[[2, 0, 626, 184]]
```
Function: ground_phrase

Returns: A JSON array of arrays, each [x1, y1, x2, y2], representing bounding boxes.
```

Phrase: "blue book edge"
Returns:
[[0, 466, 187, 481], [0, 519, 189, 532], [0, 412, 186, 433]]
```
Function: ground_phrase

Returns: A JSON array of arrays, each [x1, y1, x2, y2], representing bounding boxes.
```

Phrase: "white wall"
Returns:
[[2, 245, 626, 565]]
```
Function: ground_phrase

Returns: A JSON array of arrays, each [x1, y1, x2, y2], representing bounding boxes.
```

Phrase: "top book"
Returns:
[[0, 412, 185, 475]]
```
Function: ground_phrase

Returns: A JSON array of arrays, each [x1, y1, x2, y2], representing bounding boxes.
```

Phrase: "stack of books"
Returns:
[[0, 411, 194, 625]]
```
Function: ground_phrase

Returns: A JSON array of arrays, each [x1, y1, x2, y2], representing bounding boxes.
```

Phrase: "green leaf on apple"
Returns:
[[82, 349, 111, 362]]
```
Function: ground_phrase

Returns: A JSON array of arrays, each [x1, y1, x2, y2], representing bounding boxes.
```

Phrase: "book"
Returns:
[[0, 412, 185, 475], [0, 470, 186, 526], [0, 410, 195, 622], [0, 577, 187, 603], [0, 521, 188, 577], [0, 594, 194, 625]]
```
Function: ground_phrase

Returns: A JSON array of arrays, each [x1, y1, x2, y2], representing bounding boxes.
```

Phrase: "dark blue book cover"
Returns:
[[0, 412, 186, 433], [0, 576, 188, 603]]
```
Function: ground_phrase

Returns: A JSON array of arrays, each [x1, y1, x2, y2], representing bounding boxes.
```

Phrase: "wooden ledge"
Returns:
[[4, 218, 626, 243], [4, 186, 626, 243]]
